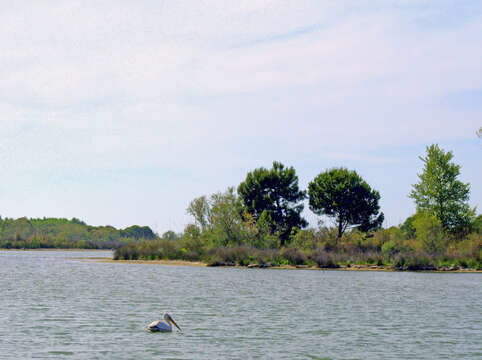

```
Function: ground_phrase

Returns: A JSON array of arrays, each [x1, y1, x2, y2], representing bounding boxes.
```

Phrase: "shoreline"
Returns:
[[95, 258, 207, 267], [0, 248, 112, 252], [2, 249, 479, 273], [94, 258, 482, 273]]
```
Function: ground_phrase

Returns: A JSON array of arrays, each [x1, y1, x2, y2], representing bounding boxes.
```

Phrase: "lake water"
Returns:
[[0, 250, 481, 359]]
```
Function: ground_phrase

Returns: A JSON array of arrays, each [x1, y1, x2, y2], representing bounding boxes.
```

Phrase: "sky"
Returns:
[[1, 0, 481, 234]]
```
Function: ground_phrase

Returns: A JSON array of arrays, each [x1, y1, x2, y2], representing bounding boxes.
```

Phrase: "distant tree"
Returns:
[[409, 144, 475, 234], [162, 230, 180, 241], [70, 217, 86, 225], [411, 211, 444, 254], [477, 127, 482, 138], [308, 168, 384, 240], [400, 214, 417, 239], [121, 225, 156, 239], [183, 224, 201, 240], [186, 196, 211, 231], [0, 217, 36, 241], [472, 214, 482, 234], [209, 187, 244, 247], [237, 161, 307, 246]]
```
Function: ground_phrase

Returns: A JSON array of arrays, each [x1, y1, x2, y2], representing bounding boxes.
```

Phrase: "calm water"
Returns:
[[0, 251, 481, 359]]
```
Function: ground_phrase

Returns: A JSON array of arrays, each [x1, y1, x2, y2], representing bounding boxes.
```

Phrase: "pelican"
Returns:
[[147, 312, 182, 332]]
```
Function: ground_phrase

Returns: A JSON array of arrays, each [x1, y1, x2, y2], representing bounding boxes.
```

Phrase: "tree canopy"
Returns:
[[308, 168, 384, 239], [237, 161, 307, 246], [0, 217, 156, 249], [121, 225, 156, 240], [409, 144, 475, 234], [186, 195, 211, 231]]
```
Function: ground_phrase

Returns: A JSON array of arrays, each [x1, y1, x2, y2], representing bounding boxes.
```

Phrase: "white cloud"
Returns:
[[0, 0, 481, 229]]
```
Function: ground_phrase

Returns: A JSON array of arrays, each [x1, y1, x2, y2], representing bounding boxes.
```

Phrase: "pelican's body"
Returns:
[[147, 320, 172, 332], [147, 312, 181, 332]]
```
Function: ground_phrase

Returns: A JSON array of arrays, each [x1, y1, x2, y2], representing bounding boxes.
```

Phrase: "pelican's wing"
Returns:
[[148, 320, 161, 328], [147, 320, 171, 332], [147, 320, 161, 331]]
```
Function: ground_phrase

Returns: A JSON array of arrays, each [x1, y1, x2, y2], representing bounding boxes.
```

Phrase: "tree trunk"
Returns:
[[337, 217, 343, 244]]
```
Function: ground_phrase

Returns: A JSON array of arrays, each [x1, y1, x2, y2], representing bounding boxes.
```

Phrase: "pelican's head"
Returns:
[[163, 312, 182, 331]]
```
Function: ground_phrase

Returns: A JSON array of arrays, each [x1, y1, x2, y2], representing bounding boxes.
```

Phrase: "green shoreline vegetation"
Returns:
[[1, 144, 481, 271], [0, 217, 156, 250]]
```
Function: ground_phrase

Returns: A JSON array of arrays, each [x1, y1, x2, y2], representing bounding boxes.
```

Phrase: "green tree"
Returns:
[[186, 196, 211, 231], [473, 214, 482, 234], [0, 217, 36, 241], [308, 168, 384, 240], [400, 214, 417, 239], [121, 225, 155, 239], [209, 187, 244, 247], [162, 230, 180, 241], [412, 211, 444, 254], [409, 144, 475, 234], [237, 161, 307, 246]]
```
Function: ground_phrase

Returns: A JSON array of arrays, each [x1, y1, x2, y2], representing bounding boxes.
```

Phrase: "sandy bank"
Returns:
[[95, 258, 207, 267]]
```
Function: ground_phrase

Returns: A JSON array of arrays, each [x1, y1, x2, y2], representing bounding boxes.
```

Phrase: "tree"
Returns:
[[308, 168, 384, 240], [409, 144, 475, 234], [237, 161, 307, 246], [209, 187, 244, 246], [412, 211, 444, 254], [162, 230, 180, 241], [0, 217, 36, 241], [186, 195, 211, 231], [121, 225, 156, 239]]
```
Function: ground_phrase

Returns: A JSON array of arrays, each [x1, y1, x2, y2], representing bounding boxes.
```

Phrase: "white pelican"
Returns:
[[147, 312, 182, 332]]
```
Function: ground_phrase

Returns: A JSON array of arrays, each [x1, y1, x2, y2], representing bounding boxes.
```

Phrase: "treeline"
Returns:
[[0, 216, 156, 249], [115, 144, 481, 271]]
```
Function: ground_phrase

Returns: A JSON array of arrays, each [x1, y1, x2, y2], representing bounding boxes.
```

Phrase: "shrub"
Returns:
[[290, 229, 317, 251], [313, 249, 339, 268], [381, 240, 396, 257], [281, 247, 307, 265], [393, 252, 435, 271], [413, 211, 444, 254]]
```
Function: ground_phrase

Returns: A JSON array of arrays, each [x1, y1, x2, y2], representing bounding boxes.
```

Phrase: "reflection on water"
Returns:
[[0, 250, 481, 359]]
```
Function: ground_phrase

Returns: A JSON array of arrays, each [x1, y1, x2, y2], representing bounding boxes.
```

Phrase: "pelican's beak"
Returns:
[[169, 316, 182, 332]]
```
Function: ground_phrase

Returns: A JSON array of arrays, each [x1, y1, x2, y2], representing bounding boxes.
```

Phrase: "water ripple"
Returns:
[[0, 250, 481, 359]]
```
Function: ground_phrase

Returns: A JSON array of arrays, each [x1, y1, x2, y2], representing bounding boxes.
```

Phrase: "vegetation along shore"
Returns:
[[2, 144, 480, 272]]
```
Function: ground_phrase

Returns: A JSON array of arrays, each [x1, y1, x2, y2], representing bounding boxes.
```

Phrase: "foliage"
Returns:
[[162, 230, 180, 241], [4, 149, 480, 272], [312, 249, 340, 268], [410, 144, 475, 235], [1, 217, 35, 240], [308, 168, 384, 239], [121, 225, 156, 239], [209, 188, 245, 247], [412, 211, 444, 254], [114, 205, 481, 271], [186, 196, 211, 231], [473, 215, 482, 234], [280, 247, 307, 265], [290, 228, 318, 251], [0, 217, 156, 249], [238, 161, 307, 246]]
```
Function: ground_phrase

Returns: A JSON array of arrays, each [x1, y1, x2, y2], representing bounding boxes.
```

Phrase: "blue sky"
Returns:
[[1, 0, 481, 233]]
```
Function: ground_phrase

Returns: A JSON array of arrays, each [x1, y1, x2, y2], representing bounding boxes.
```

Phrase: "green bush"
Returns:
[[280, 247, 307, 265], [313, 249, 339, 268]]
